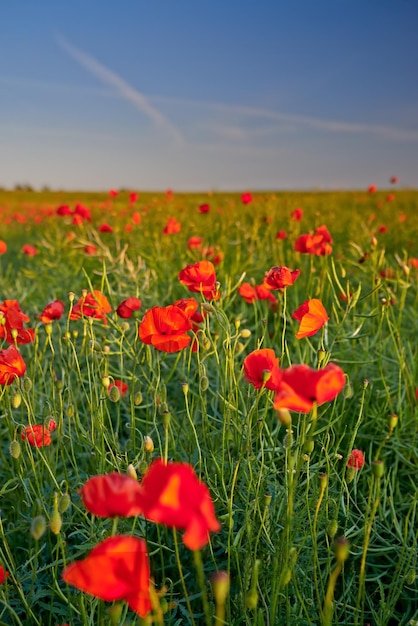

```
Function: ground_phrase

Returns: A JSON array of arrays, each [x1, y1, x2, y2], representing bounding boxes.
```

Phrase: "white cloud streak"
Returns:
[[54, 34, 184, 146]]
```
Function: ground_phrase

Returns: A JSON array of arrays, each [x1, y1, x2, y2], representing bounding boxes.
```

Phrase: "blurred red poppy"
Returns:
[[0, 300, 34, 344], [386, 194, 395, 202], [22, 244, 37, 256], [84, 244, 97, 255], [116, 297, 142, 319], [21, 424, 52, 447], [163, 217, 181, 234], [39, 300, 65, 323], [201, 245, 224, 266], [131, 211, 141, 225], [129, 192, 138, 204], [243, 348, 281, 391], [0, 565, 9, 585], [74, 204, 91, 221], [276, 230, 287, 240], [0, 345, 26, 385], [265, 266, 300, 290], [178, 260, 219, 300], [238, 283, 257, 303], [241, 192, 253, 205], [70, 291, 112, 324], [291, 208, 303, 221], [390, 176, 398, 184], [80, 473, 143, 517], [198, 203, 210, 213], [368, 184, 377, 193], [294, 225, 333, 256], [56, 204, 73, 216], [139, 459, 220, 550], [0, 241, 7, 254], [109, 189, 118, 198], [139, 305, 192, 352], [347, 449, 365, 470], [188, 236, 203, 250], [62, 536, 151, 618], [274, 363, 345, 413], [292, 298, 329, 339], [378, 225, 388, 233], [99, 223, 114, 233]]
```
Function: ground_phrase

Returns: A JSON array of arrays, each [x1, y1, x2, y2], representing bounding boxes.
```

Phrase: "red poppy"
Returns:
[[129, 192, 138, 204], [172, 298, 199, 319], [294, 225, 333, 256], [62, 536, 151, 618], [109, 189, 118, 198], [139, 305, 192, 352], [273, 363, 345, 413], [378, 225, 388, 233], [0, 241, 7, 254], [84, 244, 97, 255], [238, 283, 257, 303], [255, 282, 277, 303], [39, 300, 65, 323], [291, 208, 303, 222], [276, 230, 287, 240], [22, 244, 37, 256], [21, 424, 52, 447], [188, 236, 203, 250], [265, 266, 300, 290], [0, 345, 26, 385], [386, 194, 395, 202], [99, 223, 114, 233], [163, 217, 181, 235], [390, 176, 398, 184], [139, 459, 220, 550], [0, 300, 35, 344], [70, 291, 112, 324], [243, 348, 281, 391], [408, 257, 418, 269], [74, 204, 91, 221], [80, 473, 143, 517], [347, 449, 365, 470], [178, 260, 219, 300], [56, 204, 73, 216], [368, 184, 377, 193], [241, 192, 253, 205], [109, 380, 129, 397], [116, 297, 142, 319], [0, 565, 10, 585], [292, 299, 329, 339], [198, 203, 210, 213], [131, 211, 141, 225]]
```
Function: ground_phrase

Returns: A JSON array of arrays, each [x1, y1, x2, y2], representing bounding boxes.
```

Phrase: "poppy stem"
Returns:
[[172, 529, 196, 626], [193, 549, 212, 626]]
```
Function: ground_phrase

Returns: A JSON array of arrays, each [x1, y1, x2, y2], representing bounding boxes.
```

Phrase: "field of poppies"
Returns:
[[0, 184, 417, 626]]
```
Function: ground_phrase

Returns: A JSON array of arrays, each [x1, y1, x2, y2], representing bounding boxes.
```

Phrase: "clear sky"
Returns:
[[1, 1, 418, 191]]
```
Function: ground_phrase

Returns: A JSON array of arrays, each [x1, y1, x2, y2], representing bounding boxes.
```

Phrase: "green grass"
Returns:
[[0, 188, 417, 625]]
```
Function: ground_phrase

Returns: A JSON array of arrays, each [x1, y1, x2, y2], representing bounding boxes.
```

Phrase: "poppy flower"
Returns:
[[368, 184, 377, 193], [294, 225, 333, 256], [56, 204, 73, 216], [198, 203, 210, 213], [131, 211, 141, 224], [99, 223, 114, 233], [178, 260, 219, 300], [265, 266, 300, 290], [276, 230, 287, 240], [62, 535, 151, 618], [80, 473, 143, 517], [39, 300, 65, 323], [0, 241, 7, 254], [22, 244, 37, 256], [0, 565, 10, 585], [386, 194, 395, 202], [70, 291, 112, 324], [0, 300, 35, 344], [390, 176, 398, 184], [139, 305, 192, 352], [238, 283, 257, 303], [243, 348, 281, 391], [188, 236, 203, 250], [139, 459, 220, 550], [109, 380, 129, 397], [347, 449, 365, 470], [84, 244, 97, 255], [292, 298, 329, 339], [291, 208, 303, 222], [0, 345, 26, 385], [172, 298, 199, 319], [109, 189, 118, 198], [116, 297, 142, 319], [273, 363, 345, 413], [241, 192, 253, 205], [255, 283, 277, 303], [163, 217, 181, 235], [378, 225, 388, 233], [129, 192, 138, 204], [74, 204, 91, 221], [201, 245, 224, 266], [21, 424, 52, 447]]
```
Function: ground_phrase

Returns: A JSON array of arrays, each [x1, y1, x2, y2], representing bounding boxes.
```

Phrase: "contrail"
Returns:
[[55, 33, 184, 145]]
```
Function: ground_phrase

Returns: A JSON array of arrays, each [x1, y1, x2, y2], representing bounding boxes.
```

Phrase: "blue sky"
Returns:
[[1, 1, 418, 191]]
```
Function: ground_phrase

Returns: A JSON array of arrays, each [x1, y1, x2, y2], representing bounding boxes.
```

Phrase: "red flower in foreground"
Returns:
[[243, 348, 281, 391], [292, 298, 329, 339], [294, 225, 333, 256], [274, 363, 345, 413], [241, 192, 253, 205], [0, 565, 10, 585], [116, 297, 142, 319], [0, 300, 34, 344], [139, 305, 192, 352], [265, 266, 300, 290], [347, 449, 365, 470], [62, 536, 151, 618], [22, 244, 37, 256], [140, 459, 220, 550], [70, 291, 112, 324], [0, 345, 26, 385], [178, 260, 219, 300], [21, 424, 52, 447], [39, 300, 65, 323], [80, 473, 143, 517]]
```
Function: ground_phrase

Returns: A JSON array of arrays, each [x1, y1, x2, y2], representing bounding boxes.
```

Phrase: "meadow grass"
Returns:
[[0, 188, 417, 625]]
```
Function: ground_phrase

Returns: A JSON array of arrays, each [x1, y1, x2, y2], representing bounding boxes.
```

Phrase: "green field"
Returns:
[[0, 188, 417, 625]]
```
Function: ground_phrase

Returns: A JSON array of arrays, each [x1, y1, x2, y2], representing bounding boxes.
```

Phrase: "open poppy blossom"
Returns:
[[0, 565, 10, 585], [291, 208, 303, 222], [294, 225, 333, 256], [273, 363, 345, 413], [39, 300, 65, 323], [276, 230, 287, 240], [74, 204, 91, 221], [21, 424, 52, 447], [129, 192, 138, 204], [139, 459, 220, 550], [99, 223, 114, 233], [265, 266, 300, 290], [116, 297, 142, 319], [62, 535, 151, 618], [241, 192, 253, 205], [70, 291, 112, 324], [163, 217, 181, 235], [243, 348, 281, 391], [0, 300, 35, 344], [80, 473, 143, 517], [22, 244, 37, 256], [178, 260, 219, 300], [198, 203, 210, 213], [188, 236, 204, 250], [139, 305, 192, 352], [0, 345, 26, 385], [368, 184, 377, 193], [292, 298, 329, 339], [347, 449, 365, 470]]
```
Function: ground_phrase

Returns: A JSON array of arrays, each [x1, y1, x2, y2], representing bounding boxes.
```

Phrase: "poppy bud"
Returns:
[[58, 493, 71, 513], [245, 590, 258, 610], [334, 537, 350, 564], [101, 376, 111, 389], [45, 323, 53, 336], [319, 473, 328, 488], [240, 328, 251, 339], [181, 383, 189, 396], [11, 392, 22, 409], [200, 376, 209, 392], [50, 509, 63, 535], [11, 328, 19, 340], [372, 460, 385, 479], [9, 440, 21, 459], [30, 515, 47, 540], [22, 377, 32, 392], [143, 436, 154, 453], [211, 571, 230, 606], [327, 519, 338, 538], [277, 408, 292, 427], [68, 292, 75, 303], [388, 413, 398, 433], [317, 349, 327, 365], [66, 404, 74, 418], [134, 391, 143, 406], [405, 569, 416, 585], [236, 341, 245, 354], [162, 411, 171, 427], [304, 439, 314, 454], [126, 464, 137, 480], [108, 385, 120, 403]]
